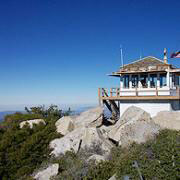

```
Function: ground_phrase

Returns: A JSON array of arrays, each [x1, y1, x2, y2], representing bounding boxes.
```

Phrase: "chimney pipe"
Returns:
[[164, 48, 167, 64]]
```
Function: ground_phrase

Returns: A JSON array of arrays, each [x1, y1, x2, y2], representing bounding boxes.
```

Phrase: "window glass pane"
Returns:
[[160, 74, 167, 87], [140, 74, 148, 88], [131, 75, 138, 88], [175, 75, 179, 86], [123, 75, 129, 88], [174, 75, 179, 86], [150, 74, 157, 88]]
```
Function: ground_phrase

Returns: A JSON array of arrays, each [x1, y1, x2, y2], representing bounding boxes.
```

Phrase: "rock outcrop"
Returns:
[[153, 111, 180, 130], [20, 119, 46, 129], [109, 106, 160, 146], [55, 116, 75, 135], [120, 105, 151, 125], [74, 106, 103, 128], [27, 106, 180, 179], [33, 163, 59, 180], [55, 106, 103, 136], [50, 127, 113, 157], [51, 106, 105, 156]]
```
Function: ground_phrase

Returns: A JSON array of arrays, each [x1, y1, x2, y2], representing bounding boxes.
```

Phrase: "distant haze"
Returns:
[[0, 103, 97, 112], [0, 103, 97, 122]]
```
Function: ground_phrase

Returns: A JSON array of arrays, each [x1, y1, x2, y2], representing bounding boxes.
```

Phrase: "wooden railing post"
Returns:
[[98, 88, 101, 106], [116, 88, 119, 97], [98, 88, 100, 97], [136, 87, 138, 96], [110, 88, 112, 97], [156, 86, 158, 96], [106, 88, 108, 97], [176, 86, 179, 97], [102, 88, 104, 97]]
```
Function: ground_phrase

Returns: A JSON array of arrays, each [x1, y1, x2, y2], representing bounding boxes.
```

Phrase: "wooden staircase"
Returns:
[[102, 88, 120, 120]]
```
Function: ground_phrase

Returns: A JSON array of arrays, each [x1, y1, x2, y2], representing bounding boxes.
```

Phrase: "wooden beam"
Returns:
[[110, 88, 112, 97], [109, 100, 119, 114], [103, 100, 112, 112], [98, 88, 101, 106], [100, 96, 180, 100]]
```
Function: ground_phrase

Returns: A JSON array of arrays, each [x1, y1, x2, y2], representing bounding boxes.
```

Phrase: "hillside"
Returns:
[[0, 111, 18, 122], [0, 105, 179, 180]]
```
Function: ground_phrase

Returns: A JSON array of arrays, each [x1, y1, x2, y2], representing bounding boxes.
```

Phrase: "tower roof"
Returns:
[[119, 56, 166, 71], [109, 56, 175, 77]]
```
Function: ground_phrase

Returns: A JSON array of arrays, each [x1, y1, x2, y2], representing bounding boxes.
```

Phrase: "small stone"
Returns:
[[33, 163, 59, 180], [20, 119, 46, 129]]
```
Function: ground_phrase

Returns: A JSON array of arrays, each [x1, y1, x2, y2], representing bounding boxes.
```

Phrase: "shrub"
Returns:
[[86, 129, 180, 180], [0, 105, 64, 180], [52, 142, 105, 180]]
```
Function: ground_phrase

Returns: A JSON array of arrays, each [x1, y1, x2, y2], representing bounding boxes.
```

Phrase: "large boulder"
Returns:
[[50, 127, 85, 156], [33, 163, 59, 180], [50, 127, 113, 157], [115, 120, 160, 147], [74, 106, 103, 129], [20, 119, 46, 129], [82, 127, 113, 153], [55, 116, 75, 135], [109, 106, 152, 140], [153, 111, 180, 130], [120, 105, 152, 125], [109, 106, 160, 146]]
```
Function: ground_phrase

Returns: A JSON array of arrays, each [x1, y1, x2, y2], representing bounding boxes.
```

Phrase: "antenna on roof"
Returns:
[[140, 51, 142, 60], [120, 45, 124, 67]]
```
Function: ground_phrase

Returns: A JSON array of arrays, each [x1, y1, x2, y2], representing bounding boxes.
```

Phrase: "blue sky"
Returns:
[[0, 0, 180, 110]]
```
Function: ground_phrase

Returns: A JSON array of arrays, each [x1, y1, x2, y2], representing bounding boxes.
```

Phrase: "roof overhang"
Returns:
[[169, 69, 180, 73], [108, 70, 167, 77]]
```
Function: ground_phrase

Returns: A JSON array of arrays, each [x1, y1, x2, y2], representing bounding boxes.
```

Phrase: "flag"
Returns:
[[171, 51, 180, 58]]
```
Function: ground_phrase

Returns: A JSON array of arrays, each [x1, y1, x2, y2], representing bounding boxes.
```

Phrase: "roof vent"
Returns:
[[164, 48, 167, 64]]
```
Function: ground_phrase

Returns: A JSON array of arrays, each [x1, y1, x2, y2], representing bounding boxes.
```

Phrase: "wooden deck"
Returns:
[[101, 95, 180, 100], [98, 87, 180, 101], [98, 87, 180, 120]]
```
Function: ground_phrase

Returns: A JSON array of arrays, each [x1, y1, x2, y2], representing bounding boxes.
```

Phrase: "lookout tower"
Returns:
[[98, 49, 180, 118]]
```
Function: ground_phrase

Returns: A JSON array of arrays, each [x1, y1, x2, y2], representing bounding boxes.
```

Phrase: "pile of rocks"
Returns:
[[33, 105, 180, 180], [50, 106, 113, 157]]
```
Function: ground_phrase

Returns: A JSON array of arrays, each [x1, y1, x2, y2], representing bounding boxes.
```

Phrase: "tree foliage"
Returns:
[[0, 105, 66, 180]]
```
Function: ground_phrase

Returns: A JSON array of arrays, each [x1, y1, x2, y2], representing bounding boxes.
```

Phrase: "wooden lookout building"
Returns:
[[98, 49, 180, 118]]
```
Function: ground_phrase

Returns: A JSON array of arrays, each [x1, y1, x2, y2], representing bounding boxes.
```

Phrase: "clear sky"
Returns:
[[0, 0, 180, 110]]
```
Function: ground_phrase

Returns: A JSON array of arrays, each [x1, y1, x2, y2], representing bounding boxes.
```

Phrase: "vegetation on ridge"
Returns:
[[51, 129, 179, 180], [0, 105, 179, 180], [85, 129, 180, 180], [0, 105, 70, 180]]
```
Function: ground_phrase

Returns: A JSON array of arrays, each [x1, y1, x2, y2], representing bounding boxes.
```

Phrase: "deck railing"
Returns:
[[98, 86, 180, 98]]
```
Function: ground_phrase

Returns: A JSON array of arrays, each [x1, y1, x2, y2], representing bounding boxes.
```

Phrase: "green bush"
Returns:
[[86, 129, 180, 180], [0, 105, 64, 180]]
